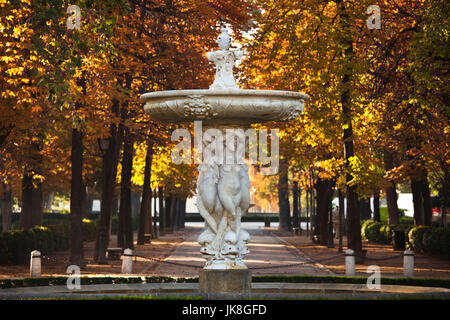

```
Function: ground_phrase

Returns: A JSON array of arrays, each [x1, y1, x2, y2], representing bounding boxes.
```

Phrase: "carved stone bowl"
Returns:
[[140, 89, 309, 125]]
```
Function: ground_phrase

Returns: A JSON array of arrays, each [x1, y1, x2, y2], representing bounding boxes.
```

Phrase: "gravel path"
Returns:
[[151, 226, 333, 277]]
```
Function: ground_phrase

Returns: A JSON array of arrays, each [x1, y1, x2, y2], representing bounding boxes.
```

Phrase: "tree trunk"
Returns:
[[312, 186, 317, 238], [373, 190, 380, 222], [1, 182, 12, 232], [158, 187, 165, 236], [118, 132, 134, 249], [359, 198, 372, 221], [43, 192, 54, 212], [316, 178, 328, 246], [440, 168, 450, 227], [70, 126, 85, 266], [165, 196, 172, 233], [20, 173, 33, 229], [20, 171, 43, 229], [278, 158, 291, 231], [131, 190, 140, 218], [316, 177, 334, 246], [340, 59, 362, 260], [383, 150, 400, 224], [292, 180, 299, 229], [153, 189, 158, 238], [169, 196, 176, 233], [298, 186, 302, 230], [328, 189, 335, 248], [306, 187, 310, 236], [173, 197, 180, 231], [411, 178, 424, 225], [180, 198, 186, 229], [138, 139, 153, 245], [335, 0, 363, 261], [421, 171, 432, 226], [147, 190, 154, 237], [81, 185, 91, 219], [338, 189, 345, 252], [93, 100, 123, 263]]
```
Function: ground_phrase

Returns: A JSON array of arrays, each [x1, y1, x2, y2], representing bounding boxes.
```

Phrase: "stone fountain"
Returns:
[[141, 28, 308, 293]]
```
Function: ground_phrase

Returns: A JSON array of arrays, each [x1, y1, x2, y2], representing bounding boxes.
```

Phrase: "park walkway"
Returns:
[[150, 223, 333, 277]]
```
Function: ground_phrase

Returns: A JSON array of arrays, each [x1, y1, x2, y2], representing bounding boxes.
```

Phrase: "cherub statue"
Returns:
[[206, 28, 243, 90]]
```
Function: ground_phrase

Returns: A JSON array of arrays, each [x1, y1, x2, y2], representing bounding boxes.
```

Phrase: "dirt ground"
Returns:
[[273, 228, 450, 278], [0, 228, 196, 279]]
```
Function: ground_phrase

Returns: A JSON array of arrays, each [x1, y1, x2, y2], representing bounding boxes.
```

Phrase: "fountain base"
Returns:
[[199, 269, 252, 294]]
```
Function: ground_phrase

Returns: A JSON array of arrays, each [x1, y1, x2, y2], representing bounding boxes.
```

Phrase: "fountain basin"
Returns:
[[140, 89, 309, 125]]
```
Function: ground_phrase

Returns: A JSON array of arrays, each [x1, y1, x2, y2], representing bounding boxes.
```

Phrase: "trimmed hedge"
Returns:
[[0, 212, 77, 231], [363, 220, 411, 245], [0, 276, 198, 289], [361, 221, 450, 259], [0, 219, 97, 265], [1, 275, 449, 289], [408, 226, 450, 258], [252, 275, 450, 289], [363, 221, 385, 243], [361, 219, 375, 239], [81, 219, 98, 242]]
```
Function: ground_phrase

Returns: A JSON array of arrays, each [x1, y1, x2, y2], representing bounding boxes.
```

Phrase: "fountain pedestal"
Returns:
[[199, 269, 251, 294]]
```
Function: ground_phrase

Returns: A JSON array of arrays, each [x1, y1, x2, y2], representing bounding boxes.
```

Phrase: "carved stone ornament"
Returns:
[[183, 95, 218, 119], [280, 101, 305, 121]]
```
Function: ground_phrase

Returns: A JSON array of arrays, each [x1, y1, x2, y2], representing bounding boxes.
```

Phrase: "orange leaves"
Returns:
[[5, 66, 24, 76], [31, 105, 43, 113]]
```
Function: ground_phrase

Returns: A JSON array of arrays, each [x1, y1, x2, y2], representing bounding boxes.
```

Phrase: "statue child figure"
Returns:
[[206, 28, 243, 90]]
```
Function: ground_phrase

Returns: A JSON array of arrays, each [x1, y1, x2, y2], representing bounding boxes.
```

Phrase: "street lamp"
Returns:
[[97, 138, 111, 156]]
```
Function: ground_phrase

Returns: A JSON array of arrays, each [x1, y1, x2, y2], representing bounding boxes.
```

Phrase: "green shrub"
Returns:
[[81, 219, 97, 242], [42, 212, 71, 226], [364, 222, 383, 242], [408, 226, 432, 251], [422, 229, 438, 253], [407, 225, 450, 258], [438, 228, 450, 258], [2, 275, 450, 289], [361, 220, 376, 239], [0, 219, 97, 265], [399, 216, 414, 225], [361, 222, 449, 258], [421, 227, 450, 258], [379, 224, 395, 244]]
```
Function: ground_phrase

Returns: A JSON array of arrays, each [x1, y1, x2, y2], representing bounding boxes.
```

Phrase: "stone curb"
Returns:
[[1, 282, 449, 300]]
